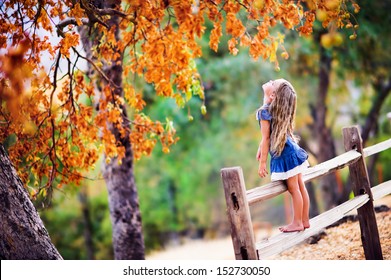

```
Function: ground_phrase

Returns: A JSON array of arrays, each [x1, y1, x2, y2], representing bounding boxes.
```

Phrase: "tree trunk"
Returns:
[[78, 0, 145, 259], [103, 110, 145, 260], [314, 42, 339, 210], [306, 181, 319, 218], [0, 145, 62, 259], [167, 179, 180, 246], [78, 188, 95, 260]]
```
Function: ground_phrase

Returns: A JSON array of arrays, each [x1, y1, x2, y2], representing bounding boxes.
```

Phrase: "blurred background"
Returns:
[[38, 0, 391, 259]]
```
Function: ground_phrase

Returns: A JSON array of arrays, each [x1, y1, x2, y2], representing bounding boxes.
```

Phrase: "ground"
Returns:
[[146, 195, 391, 260], [269, 208, 391, 260]]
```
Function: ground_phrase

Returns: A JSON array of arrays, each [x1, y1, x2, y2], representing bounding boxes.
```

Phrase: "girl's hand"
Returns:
[[258, 162, 268, 178]]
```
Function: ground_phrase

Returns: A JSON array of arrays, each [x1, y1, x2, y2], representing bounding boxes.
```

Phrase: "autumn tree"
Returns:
[[0, 0, 358, 259]]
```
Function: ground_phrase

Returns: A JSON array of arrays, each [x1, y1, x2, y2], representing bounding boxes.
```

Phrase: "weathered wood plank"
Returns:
[[246, 181, 287, 206], [256, 193, 370, 259], [363, 138, 391, 158], [372, 180, 391, 201], [302, 150, 361, 182], [247, 150, 361, 205], [343, 126, 383, 260], [221, 167, 258, 260]]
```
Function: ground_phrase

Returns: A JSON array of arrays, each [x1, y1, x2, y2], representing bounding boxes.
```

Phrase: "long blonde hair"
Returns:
[[269, 79, 297, 156]]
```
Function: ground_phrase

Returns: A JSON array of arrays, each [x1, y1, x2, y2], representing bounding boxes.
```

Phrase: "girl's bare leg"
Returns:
[[279, 175, 304, 232], [298, 173, 310, 229]]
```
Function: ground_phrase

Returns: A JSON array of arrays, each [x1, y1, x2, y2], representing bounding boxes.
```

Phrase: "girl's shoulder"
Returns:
[[256, 104, 272, 121]]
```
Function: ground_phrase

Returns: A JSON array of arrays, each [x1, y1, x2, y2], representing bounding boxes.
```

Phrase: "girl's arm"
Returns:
[[257, 119, 271, 177]]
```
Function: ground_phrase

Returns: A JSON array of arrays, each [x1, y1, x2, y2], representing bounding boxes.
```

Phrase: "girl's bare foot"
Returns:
[[303, 220, 310, 229], [279, 222, 304, 232]]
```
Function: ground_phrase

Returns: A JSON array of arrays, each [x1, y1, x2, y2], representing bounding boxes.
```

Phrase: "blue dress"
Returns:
[[256, 104, 309, 181]]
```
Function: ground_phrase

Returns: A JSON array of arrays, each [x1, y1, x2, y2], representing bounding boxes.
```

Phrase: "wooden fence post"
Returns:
[[221, 167, 258, 260], [342, 126, 383, 260]]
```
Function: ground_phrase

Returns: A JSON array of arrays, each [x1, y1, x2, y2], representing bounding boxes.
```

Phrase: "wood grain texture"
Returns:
[[221, 167, 258, 260], [342, 126, 383, 260], [363, 138, 391, 157]]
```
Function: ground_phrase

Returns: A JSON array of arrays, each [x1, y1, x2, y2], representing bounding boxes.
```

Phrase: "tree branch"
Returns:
[[56, 5, 134, 34], [96, 8, 134, 21], [72, 47, 120, 89], [56, 18, 89, 36]]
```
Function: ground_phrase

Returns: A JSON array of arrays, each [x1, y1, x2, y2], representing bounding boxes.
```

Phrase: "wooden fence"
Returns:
[[221, 126, 391, 260]]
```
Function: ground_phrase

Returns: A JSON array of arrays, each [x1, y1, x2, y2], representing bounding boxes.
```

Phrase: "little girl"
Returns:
[[256, 78, 310, 232]]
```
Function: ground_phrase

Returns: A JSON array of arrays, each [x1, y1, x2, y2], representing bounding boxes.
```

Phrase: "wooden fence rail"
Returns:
[[221, 126, 391, 260]]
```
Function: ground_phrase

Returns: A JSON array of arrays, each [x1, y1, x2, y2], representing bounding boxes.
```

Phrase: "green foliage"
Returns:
[[339, 0, 391, 79], [41, 185, 113, 259]]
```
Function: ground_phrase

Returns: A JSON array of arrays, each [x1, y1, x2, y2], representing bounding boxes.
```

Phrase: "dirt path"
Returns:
[[147, 196, 391, 260]]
